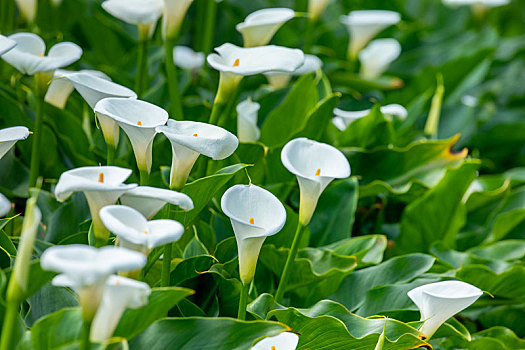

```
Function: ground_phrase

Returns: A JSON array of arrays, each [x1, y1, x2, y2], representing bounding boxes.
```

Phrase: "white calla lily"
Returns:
[[162, 0, 194, 40], [0, 35, 16, 56], [359, 38, 401, 80], [442, 0, 509, 7], [54, 166, 137, 245], [102, 0, 163, 39], [251, 332, 299, 350], [120, 186, 193, 219], [173, 46, 205, 71], [0, 194, 11, 217], [221, 184, 286, 284], [94, 98, 168, 174], [1, 33, 82, 76], [157, 120, 239, 190], [408, 280, 483, 339], [236, 99, 260, 143], [332, 104, 407, 131], [282, 138, 350, 225], [100, 205, 184, 254], [90, 275, 151, 342], [14, 0, 37, 23], [41, 245, 146, 320], [236, 8, 295, 47], [308, 0, 331, 21], [265, 54, 322, 89], [0, 126, 30, 160], [340, 10, 401, 59]]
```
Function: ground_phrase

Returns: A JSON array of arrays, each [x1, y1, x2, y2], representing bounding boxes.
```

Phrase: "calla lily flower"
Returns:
[[236, 8, 295, 47], [340, 10, 401, 59], [162, 0, 194, 40], [251, 332, 299, 350], [1, 33, 82, 76], [94, 98, 169, 174], [120, 186, 193, 219], [0, 35, 16, 56], [281, 138, 350, 225], [308, 0, 331, 21], [157, 120, 239, 190], [265, 54, 323, 89], [54, 166, 137, 245], [0, 194, 10, 217], [102, 0, 163, 39], [442, 0, 509, 7], [173, 46, 205, 71], [90, 275, 151, 342], [332, 104, 407, 131], [41, 245, 146, 320], [221, 184, 286, 284], [0, 126, 30, 160], [408, 280, 483, 339], [14, 0, 37, 23], [236, 99, 260, 143], [100, 205, 185, 254], [359, 38, 401, 80]]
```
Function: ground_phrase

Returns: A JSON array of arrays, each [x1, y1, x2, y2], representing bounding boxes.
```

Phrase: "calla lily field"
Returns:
[[0, 0, 524, 349]]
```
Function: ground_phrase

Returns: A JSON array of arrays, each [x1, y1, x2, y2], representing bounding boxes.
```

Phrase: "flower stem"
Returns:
[[208, 101, 226, 125], [201, 0, 217, 54], [161, 243, 172, 287], [135, 39, 148, 97], [164, 39, 184, 119], [139, 169, 149, 186], [237, 282, 249, 320], [106, 144, 115, 166], [80, 319, 92, 350], [0, 301, 20, 350], [28, 84, 45, 190], [275, 222, 305, 304]]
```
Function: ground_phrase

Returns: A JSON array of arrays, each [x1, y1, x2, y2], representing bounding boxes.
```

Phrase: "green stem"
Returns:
[[139, 169, 149, 186], [275, 222, 305, 304], [28, 87, 45, 190], [161, 243, 172, 287], [201, 0, 217, 54], [208, 101, 226, 125], [106, 144, 115, 166], [80, 319, 92, 350], [135, 39, 148, 97], [0, 301, 20, 350], [217, 84, 241, 127], [164, 39, 184, 119], [194, 0, 205, 51], [304, 19, 315, 53], [237, 282, 249, 320]]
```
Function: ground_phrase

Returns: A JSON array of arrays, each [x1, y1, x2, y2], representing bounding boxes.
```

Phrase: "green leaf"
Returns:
[[4, 260, 55, 300], [170, 255, 217, 286], [456, 264, 525, 300], [292, 93, 340, 141], [337, 106, 395, 149]]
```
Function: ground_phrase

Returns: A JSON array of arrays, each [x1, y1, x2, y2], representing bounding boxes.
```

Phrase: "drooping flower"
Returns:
[[90, 275, 151, 342], [99, 205, 185, 255], [251, 332, 299, 350], [221, 184, 286, 284], [281, 138, 350, 225], [173, 46, 205, 71], [41, 245, 146, 320], [308, 0, 331, 21], [236, 8, 295, 47], [162, 0, 194, 40], [94, 98, 169, 174], [120, 186, 193, 219], [264, 54, 323, 90], [359, 38, 401, 80], [14, 0, 37, 23], [340, 10, 401, 59], [0, 194, 11, 217], [0, 126, 30, 160], [236, 99, 260, 143], [54, 166, 137, 245], [102, 0, 163, 40], [0, 35, 16, 56], [156, 120, 239, 190], [332, 104, 407, 131], [408, 280, 483, 339]]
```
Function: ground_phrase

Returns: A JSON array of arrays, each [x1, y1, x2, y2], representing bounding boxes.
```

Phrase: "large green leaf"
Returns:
[[336, 106, 395, 149], [456, 264, 525, 300]]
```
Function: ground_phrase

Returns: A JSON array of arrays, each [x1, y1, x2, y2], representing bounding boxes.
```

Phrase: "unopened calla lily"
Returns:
[[359, 38, 401, 80], [120, 186, 193, 219], [162, 0, 194, 40], [0, 194, 10, 217], [14, 0, 37, 24], [333, 104, 407, 131], [236, 98, 261, 143], [308, 0, 331, 21], [236, 8, 295, 47], [0, 126, 30, 160]]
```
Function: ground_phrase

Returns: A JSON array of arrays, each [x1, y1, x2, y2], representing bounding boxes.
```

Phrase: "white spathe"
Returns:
[[308, 0, 331, 21], [442, 0, 509, 7], [0, 126, 30, 160], [0, 194, 10, 217], [162, 0, 194, 40], [408, 280, 483, 339], [281, 138, 350, 225], [90, 275, 151, 342], [265, 54, 322, 89], [236, 98, 260, 143], [221, 184, 286, 283], [0, 35, 16, 56], [1, 33, 82, 75], [120, 186, 193, 219], [340, 10, 401, 59], [332, 104, 407, 131], [54, 166, 137, 242], [173, 46, 205, 71], [100, 205, 185, 254], [157, 120, 239, 189], [236, 8, 295, 47], [102, 0, 163, 39], [94, 98, 169, 173], [14, 0, 37, 23], [251, 332, 299, 350], [359, 38, 401, 80]]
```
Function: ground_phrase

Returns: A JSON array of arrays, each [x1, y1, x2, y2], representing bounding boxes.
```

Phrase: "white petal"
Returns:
[[443, 0, 509, 6], [94, 98, 168, 172], [14, 0, 37, 23], [173, 46, 205, 70], [207, 43, 305, 76], [0, 193, 10, 217], [99, 205, 149, 247], [359, 39, 401, 80], [236, 99, 260, 143], [408, 280, 482, 338], [251, 332, 299, 350], [102, 0, 163, 25], [333, 104, 407, 131], [0, 35, 16, 56], [120, 186, 193, 219], [381, 104, 407, 119], [0, 126, 30, 160], [146, 219, 184, 249], [264, 71, 292, 90], [162, 0, 194, 39], [236, 8, 295, 47], [293, 54, 323, 76], [308, 0, 331, 21]]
